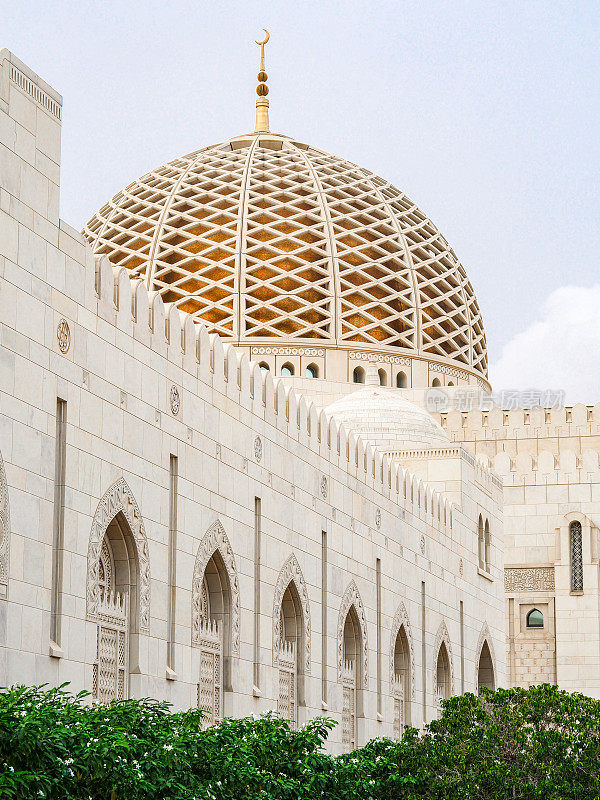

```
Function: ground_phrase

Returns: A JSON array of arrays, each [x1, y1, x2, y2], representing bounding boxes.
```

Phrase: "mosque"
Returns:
[[0, 36, 597, 753]]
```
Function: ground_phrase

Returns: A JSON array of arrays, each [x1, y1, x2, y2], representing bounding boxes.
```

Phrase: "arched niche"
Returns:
[[86, 479, 150, 701], [272, 554, 311, 722], [86, 478, 150, 634], [475, 624, 496, 691]]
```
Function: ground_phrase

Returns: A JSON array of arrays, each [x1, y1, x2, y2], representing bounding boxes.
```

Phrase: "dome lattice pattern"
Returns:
[[84, 134, 487, 377]]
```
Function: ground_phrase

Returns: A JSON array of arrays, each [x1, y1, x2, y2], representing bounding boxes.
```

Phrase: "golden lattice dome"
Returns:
[[83, 132, 487, 380]]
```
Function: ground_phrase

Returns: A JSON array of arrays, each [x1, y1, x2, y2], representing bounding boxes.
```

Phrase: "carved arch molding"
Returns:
[[86, 478, 151, 632], [389, 602, 415, 699], [272, 553, 311, 674], [0, 451, 9, 596], [433, 619, 455, 696], [337, 580, 369, 687], [474, 622, 496, 690], [191, 519, 240, 654]]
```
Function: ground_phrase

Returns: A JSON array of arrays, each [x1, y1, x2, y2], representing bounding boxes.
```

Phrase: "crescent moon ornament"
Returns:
[[255, 29, 270, 46]]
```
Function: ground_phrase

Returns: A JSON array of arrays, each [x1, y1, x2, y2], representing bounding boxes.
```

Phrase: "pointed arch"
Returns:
[[191, 519, 240, 654], [0, 450, 9, 596], [272, 554, 311, 674], [86, 478, 150, 632], [389, 602, 415, 699], [475, 623, 496, 691], [432, 620, 454, 699], [337, 580, 368, 686]]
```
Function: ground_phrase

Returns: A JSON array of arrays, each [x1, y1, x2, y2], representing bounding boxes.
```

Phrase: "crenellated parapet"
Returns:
[[91, 254, 459, 535], [438, 403, 600, 442]]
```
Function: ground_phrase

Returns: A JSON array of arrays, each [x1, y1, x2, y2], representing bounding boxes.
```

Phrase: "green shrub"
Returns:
[[0, 683, 599, 799]]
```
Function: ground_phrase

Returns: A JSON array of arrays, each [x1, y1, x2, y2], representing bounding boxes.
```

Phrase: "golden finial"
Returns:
[[254, 29, 270, 133]]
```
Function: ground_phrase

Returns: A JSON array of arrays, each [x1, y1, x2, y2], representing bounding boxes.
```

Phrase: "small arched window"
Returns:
[[477, 515, 484, 570], [258, 362, 270, 371], [448, 381, 454, 386], [484, 519, 490, 571], [396, 371, 407, 388], [526, 609, 544, 628], [306, 363, 319, 378], [281, 362, 294, 377], [432, 378, 441, 387], [378, 368, 387, 386], [353, 366, 365, 384], [570, 520, 583, 592]]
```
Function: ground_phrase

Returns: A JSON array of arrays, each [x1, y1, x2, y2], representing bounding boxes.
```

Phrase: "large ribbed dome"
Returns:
[[84, 132, 487, 379]]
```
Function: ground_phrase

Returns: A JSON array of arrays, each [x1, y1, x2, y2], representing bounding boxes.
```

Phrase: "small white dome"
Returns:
[[326, 387, 450, 451]]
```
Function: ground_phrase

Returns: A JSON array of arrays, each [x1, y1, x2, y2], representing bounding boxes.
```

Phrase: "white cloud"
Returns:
[[489, 284, 600, 406]]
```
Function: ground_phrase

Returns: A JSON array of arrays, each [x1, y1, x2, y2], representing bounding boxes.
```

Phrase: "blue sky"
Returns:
[[4, 0, 599, 399]]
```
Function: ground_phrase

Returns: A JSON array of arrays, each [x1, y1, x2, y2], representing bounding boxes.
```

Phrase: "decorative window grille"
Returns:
[[391, 672, 405, 741], [341, 659, 356, 752], [277, 639, 296, 728], [93, 590, 128, 704], [196, 617, 222, 727], [570, 521, 583, 592]]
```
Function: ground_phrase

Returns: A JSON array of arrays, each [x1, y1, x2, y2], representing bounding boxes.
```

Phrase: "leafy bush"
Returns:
[[0, 683, 599, 799]]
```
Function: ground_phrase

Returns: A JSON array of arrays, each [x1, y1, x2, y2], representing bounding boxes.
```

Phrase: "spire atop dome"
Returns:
[[254, 29, 270, 133]]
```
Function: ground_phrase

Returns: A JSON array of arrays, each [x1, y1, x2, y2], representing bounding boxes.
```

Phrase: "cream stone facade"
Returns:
[[0, 44, 592, 755]]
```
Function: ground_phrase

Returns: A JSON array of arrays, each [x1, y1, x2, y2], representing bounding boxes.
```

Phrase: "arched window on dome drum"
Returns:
[[526, 608, 543, 628], [378, 369, 387, 386], [570, 521, 583, 592], [306, 363, 319, 378], [396, 371, 407, 388], [432, 378, 441, 388], [353, 366, 365, 384], [281, 363, 294, 377], [258, 362, 270, 371]]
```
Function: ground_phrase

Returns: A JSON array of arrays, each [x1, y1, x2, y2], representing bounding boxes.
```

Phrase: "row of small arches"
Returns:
[[352, 367, 408, 387], [259, 363, 411, 387], [259, 362, 319, 378]]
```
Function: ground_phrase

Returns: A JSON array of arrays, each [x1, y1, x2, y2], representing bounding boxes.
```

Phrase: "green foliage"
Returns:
[[0, 683, 599, 799]]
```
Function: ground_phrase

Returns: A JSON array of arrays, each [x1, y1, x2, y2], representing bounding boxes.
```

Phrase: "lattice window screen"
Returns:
[[277, 666, 296, 727], [392, 674, 405, 741], [340, 658, 357, 752], [342, 685, 356, 752], [197, 648, 222, 727], [570, 521, 583, 592], [93, 622, 127, 704], [393, 696, 404, 741]]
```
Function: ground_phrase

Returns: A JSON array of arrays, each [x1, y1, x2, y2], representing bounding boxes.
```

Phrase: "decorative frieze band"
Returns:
[[430, 364, 469, 380], [349, 352, 411, 365], [251, 346, 325, 357], [504, 567, 555, 592]]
